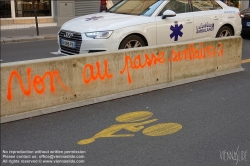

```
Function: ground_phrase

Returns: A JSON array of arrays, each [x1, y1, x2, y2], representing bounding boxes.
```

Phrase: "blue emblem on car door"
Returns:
[[170, 21, 183, 41]]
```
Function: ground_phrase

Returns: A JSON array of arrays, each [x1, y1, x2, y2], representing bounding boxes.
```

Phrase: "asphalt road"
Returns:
[[0, 37, 250, 63], [1, 37, 250, 166], [0, 39, 61, 63]]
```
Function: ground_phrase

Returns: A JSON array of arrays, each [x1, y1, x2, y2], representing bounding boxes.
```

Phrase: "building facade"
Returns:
[[0, 0, 249, 26], [221, 0, 250, 9], [239, 0, 250, 10], [1, 0, 54, 25], [0, 0, 120, 26]]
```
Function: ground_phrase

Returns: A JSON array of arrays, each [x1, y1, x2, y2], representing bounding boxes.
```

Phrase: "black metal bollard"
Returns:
[[34, 3, 39, 36]]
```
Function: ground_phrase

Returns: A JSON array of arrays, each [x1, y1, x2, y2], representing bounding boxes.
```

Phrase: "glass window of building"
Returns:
[[15, 0, 51, 17], [0, 0, 11, 18]]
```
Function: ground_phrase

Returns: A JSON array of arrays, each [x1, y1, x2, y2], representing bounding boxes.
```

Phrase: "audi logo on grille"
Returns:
[[64, 32, 73, 38]]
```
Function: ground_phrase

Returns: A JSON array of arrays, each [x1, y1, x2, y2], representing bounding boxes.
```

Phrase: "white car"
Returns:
[[58, 0, 242, 55]]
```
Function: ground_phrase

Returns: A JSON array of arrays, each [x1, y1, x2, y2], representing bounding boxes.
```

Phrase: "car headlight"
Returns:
[[85, 31, 113, 39]]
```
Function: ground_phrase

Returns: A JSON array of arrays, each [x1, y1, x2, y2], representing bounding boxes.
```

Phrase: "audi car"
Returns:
[[57, 0, 242, 55], [240, 8, 250, 37]]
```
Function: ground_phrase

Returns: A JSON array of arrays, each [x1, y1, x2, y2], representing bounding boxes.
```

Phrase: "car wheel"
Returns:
[[119, 35, 145, 49], [241, 34, 249, 39], [216, 26, 233, 38]]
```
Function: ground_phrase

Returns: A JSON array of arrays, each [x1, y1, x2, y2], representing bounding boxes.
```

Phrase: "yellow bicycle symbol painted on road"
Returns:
[[78, 111, 182, 145]]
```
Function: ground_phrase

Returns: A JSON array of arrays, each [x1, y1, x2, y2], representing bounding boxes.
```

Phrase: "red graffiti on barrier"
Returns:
[[7, 68, 70, 101], [168, 43, 224, 62], [120, 52, 165, 84], [82, 60, 113, 84]]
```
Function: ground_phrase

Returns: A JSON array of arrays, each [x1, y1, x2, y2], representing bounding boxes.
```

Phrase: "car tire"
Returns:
[[119, 35, 146, 49], [216, 26, 233, 38], [241, 34, 249, 39]]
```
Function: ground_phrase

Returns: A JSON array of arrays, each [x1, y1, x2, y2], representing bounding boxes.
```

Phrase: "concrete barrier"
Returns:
[[1, 37, 243, 123]]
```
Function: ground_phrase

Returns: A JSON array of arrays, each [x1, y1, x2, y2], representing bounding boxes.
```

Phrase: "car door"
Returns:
[[191, 0, 222, 40], [156, 0, 193, 45]]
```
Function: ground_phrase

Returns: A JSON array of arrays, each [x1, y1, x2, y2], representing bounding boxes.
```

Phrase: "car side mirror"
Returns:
[[162, 10, 176, 19]]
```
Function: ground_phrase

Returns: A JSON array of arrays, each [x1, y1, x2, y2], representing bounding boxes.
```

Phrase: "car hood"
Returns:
[[60, 12, 153, 33]]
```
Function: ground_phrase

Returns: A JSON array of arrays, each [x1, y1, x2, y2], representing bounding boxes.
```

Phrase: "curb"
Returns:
[[1, 34, 57, 43]]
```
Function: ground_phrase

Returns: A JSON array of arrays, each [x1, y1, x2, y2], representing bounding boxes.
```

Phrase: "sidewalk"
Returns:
[[1, 25, 61, 43]]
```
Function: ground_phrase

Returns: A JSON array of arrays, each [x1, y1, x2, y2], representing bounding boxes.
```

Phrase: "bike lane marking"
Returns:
[[242, 59, 250, 64], [77, 111, 182, 145]]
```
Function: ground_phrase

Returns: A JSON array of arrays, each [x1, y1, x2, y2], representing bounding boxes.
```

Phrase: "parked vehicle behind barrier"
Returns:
[[57, 0, 242, 55], [240, 8, 250, 37]]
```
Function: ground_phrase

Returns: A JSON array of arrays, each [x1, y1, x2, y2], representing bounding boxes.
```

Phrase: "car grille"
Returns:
[[59, 30, 82, 55]]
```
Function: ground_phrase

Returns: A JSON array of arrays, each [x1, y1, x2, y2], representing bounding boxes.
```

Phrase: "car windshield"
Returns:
[[109, 0, 164, 16]]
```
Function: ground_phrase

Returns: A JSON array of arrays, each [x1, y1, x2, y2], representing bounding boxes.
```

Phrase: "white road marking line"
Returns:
[[50, 52, 60, 55]]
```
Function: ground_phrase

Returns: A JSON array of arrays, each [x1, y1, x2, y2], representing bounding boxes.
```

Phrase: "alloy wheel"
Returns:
[[219, 30, 232, 37], [124, 40, 142, 48]]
